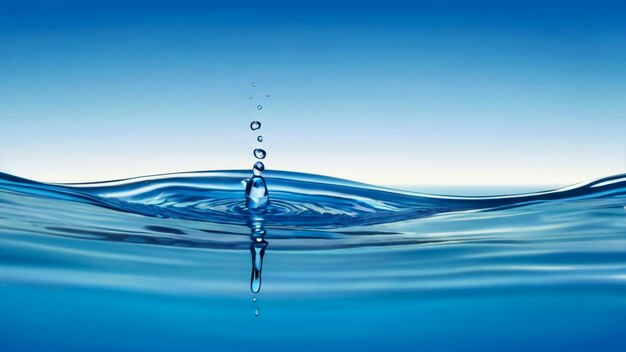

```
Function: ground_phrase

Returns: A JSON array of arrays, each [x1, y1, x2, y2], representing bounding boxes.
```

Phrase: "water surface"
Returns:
[[1, 170, 625, 351]]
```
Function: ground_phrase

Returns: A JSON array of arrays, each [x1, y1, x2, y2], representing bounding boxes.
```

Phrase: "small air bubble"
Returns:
[[250, 121, 261, 131], [266, 93, 270, 97], [253, 297, 257, 303], [255, 308, 260, 317], [252, 82, 256, 87], [249, 96, 254, 100], [257, 135, 263, 142], [257, 105, 263, 110]]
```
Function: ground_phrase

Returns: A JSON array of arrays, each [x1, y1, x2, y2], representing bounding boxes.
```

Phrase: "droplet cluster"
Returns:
[[248, 82, 270, 175]]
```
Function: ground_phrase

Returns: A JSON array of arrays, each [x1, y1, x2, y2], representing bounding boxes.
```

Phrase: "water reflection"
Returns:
[[246, 211, 268, 317], [248, 212, 268, 293]]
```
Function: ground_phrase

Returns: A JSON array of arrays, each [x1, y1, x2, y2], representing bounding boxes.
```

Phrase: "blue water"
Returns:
[[1, 170, 626, 351]]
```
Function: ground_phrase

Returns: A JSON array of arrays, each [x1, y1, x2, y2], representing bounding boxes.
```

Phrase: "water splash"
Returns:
[[6, 170, 623, 231], [245, 176, 269, 209], [245, 83, 271, 301]]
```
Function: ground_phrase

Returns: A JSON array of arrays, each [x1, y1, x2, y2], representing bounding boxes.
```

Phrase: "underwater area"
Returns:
[[1, 169, 626, 351]]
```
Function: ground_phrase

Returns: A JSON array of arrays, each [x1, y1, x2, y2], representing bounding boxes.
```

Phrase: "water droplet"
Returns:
[[253, 297, 257, 303], [255, 308, 260, 317], [257, 135, 263, 142], [249, 96, 254, 100], [257, 105, 263, 110], [250, 121, 261, 131], [253, 161, 265, 176], [252, 82, 256, 87], [245, 176, 269, 210], [253, 148, 266, 159], [266, 93, 270, 97]]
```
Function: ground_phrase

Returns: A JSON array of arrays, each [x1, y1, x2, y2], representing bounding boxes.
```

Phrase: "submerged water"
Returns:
[[1, 170, 626, 351]]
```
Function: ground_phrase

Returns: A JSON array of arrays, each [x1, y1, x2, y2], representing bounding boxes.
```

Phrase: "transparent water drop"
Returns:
[[245, 175, 269, 210], [252, 82, 256, 87], [255, 308, 260, 317], [253, 297, 257, 303], [257, 135, 263, 142], [253, 161, 265, 176], [257, 105, 263, 110], [250, 121, 261, 131], [253, 148, 266, 159]]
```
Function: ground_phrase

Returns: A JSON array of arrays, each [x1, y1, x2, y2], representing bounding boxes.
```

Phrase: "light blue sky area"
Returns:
[[1, 1, 625, 185]]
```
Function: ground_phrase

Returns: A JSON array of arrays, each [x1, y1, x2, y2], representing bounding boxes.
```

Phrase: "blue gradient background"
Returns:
[[1, 0, 625, 185]]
